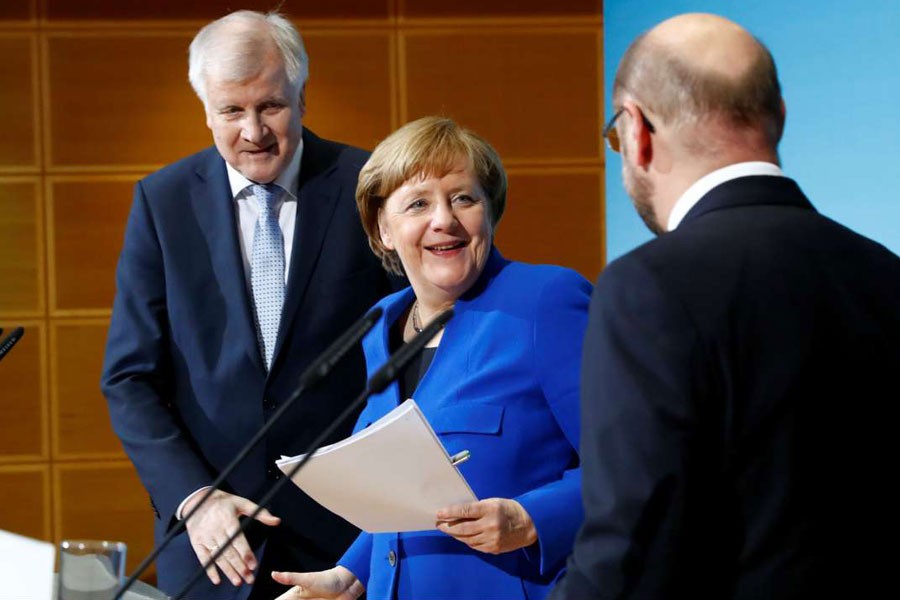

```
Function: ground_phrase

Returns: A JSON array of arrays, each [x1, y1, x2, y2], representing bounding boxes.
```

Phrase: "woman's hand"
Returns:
[[436, 497, 538, 554], [272, 566, 364, 600]]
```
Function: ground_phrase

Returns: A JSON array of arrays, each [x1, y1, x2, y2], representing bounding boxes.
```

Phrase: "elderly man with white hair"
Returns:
[[102, 10, 394, 599]]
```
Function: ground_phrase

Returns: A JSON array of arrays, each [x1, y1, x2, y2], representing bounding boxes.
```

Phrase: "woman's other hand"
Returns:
[[272, 566, 364, 600], [436, 498, 538, 554]]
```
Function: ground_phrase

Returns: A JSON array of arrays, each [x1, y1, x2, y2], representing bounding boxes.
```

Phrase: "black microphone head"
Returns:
[[0, 326, 24, 362], [300, 306, 384, 387], [367, 307, 453, 394]]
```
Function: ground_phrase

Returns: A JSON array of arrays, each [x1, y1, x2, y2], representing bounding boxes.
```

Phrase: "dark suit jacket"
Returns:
[[101, 129, 394, 599], [554, 175, 900, 599]]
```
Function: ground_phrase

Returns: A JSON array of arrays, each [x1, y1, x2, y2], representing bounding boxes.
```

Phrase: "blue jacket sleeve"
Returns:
[[100, 181, 214, 525], [337, 531, 372, 587], [515, 269, 591, 576]]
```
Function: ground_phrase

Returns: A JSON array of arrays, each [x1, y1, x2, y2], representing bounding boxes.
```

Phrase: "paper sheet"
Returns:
[[0, 529, 55, 600], [277, 399, 476, 532]]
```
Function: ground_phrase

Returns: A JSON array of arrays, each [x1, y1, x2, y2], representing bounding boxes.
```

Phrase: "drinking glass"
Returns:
[[57, 540, 127, 600]]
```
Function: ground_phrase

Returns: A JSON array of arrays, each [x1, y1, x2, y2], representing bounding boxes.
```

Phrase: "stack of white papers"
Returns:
[[276, 399, 476, 532]]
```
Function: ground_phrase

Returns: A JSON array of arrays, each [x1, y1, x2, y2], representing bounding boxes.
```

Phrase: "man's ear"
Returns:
[[298, 83, 307, 118], [623, 101, 654, 169]]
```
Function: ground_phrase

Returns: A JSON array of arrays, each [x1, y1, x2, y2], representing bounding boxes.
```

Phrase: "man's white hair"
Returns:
[[188, 10, 308, 105]]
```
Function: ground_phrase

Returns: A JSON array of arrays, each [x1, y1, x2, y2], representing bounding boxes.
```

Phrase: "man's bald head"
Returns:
[[614, 13, 784, 152]]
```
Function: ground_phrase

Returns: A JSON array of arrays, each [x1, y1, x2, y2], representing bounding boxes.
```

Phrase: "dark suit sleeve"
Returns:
[[553, 257, 708, 599], [101, 181, 214, 525], [516, 269, 591, 576]]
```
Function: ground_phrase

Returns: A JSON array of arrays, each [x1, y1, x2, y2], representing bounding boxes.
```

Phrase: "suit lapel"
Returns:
[[270, 130, 342, 374], [190, 149, 266, 375]]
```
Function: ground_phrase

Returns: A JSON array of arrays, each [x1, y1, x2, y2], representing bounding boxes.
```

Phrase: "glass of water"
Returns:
[[57, 540, 127, 600]]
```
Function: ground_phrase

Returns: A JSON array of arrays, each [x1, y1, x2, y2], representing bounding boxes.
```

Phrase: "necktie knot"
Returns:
[[250, 183, 280, 213]]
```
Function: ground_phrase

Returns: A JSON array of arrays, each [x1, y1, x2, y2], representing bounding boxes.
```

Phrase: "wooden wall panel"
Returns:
[[45, 34, 209, 169], [0, 36, 38, 169], [0, 179, 42, 314], [303, 32, 394, 151], [498, 170, 603, 281], [49, 178, 134, 312], [401, 0, 601, 18], [55, 462, 154, 578], [0, 1, 34, 23], [5, 2, 603, 572], [0, 466, 50, 540], [52, 321, 123, 458], [0, 320, 45, 460], [45, 0, 391, 22], [404, 29, 600, 164]]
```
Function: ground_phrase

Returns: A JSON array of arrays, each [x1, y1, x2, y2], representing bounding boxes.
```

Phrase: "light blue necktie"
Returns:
[[249, 183, 285, 370]]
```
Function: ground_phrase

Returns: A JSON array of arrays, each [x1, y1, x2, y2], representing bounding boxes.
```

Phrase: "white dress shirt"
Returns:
[[667, 161, 784, 231], [175, 141, 303, 520], [228, 139, 303, 286]]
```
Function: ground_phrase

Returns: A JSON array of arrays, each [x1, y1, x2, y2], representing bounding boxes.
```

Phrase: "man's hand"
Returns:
[[183, 489, 281, 586], [272, 566, 364, 600], [436, 497, 538, 554]]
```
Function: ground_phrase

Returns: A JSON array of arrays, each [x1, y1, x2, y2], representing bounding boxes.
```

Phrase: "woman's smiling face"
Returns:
[[378, 161, 493, 306]]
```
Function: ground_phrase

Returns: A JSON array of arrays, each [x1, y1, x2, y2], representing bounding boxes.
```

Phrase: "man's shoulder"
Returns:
[[302, 129, 371, 178], [141, 146, 222, 188]]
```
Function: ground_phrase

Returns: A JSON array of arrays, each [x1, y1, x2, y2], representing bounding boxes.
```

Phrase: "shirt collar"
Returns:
[[667, 161, 783, 231], [225, 137, 304, 200]]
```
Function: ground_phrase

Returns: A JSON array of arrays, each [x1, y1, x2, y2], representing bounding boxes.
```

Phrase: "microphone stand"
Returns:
[[114, 307, 383, 600], [0, 326, 24, 362], [172, 308, 454, 600]]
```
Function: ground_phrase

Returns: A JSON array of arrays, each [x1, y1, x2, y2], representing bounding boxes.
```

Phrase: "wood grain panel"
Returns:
[[55, 462, 154, 579], [0, 466, 50, 540], [52, 321, 123, 458], [45, 0, 390, 21], [303, 32, 393, 151], [49, 178, 134, 312], [0, 179, 42, 314], [404, 29, 601, 163], [46, 33, 209, 169], [0, 36, 38, 168], [0, 320, 45, 459], [497, 170, 603, 281], [0, 1, 34, 23], [401, 0, 601, 18]]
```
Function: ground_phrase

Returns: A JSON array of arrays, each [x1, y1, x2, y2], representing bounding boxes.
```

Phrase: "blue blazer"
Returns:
[[338, 250, 591, 600], [101, 130, 394, 599], [555, 176, 900, 599]]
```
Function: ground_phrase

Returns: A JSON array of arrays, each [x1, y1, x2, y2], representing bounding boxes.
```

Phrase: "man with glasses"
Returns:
[[552, 13, 900, 599]]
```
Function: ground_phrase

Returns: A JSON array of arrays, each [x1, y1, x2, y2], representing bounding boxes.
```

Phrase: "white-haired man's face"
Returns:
[[204, 51, 303, 183]]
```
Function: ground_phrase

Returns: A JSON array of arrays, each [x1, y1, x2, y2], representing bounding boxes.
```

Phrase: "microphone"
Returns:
[[172, 307, 454, 600], [114, 307, 383, 600], [367, 308, 454, 394], [0, 327, 24, 362]]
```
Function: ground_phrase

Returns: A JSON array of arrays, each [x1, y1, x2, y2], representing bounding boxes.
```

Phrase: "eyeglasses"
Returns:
[[602, 107, 656, 153]]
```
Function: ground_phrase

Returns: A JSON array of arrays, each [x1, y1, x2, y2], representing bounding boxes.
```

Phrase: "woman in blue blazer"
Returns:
[[272, 116, 590, 600]]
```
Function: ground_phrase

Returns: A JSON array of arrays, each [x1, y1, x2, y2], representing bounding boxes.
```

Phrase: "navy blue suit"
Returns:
[[101, 129, 394, 599], [339, 250, 591, 600], [554, 175, 900, 599]]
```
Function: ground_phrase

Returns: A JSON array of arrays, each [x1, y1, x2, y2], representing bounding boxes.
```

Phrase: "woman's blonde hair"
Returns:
[[356, 116, 507, 275]]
